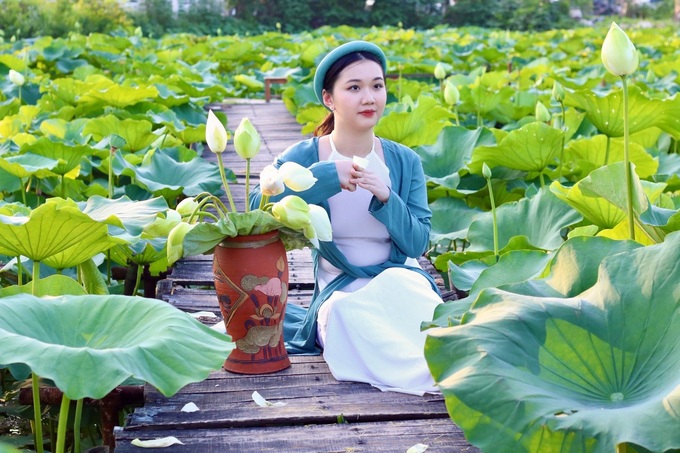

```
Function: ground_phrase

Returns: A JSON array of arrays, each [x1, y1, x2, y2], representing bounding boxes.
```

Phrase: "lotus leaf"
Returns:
[[83, 115, 158, 152], [426, 232, 680, 453], [0, 294, 233, 399], [565, 86, 680, 139], [375, 96, 453, 148], [468, 121, 564, 174], [429, 197, 483, 244], [466, 188, 582, 252], [115, 152, 222, 199], [415, 126, 495, 190], [0, 199, 108, 262]]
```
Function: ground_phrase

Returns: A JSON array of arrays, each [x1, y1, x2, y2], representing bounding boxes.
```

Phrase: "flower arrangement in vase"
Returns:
[[167, 110, 331, 374]]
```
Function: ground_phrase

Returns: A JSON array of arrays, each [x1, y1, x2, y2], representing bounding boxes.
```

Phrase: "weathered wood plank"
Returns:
[[114, 419, 478, 453]]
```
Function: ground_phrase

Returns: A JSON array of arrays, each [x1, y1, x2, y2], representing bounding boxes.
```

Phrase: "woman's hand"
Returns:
[[335, 160, 357, 192], [350, 164, 390, 203]]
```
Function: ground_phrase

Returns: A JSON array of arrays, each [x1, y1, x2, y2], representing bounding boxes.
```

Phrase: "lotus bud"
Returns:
[[279, 162, 317, 192], [176, 197, 200, 219], [167, 222, 196, 266], [601, 22, 639, 77], [260, 165, 285, 197], [482, 163, 492, 180], [307, 204, 332, 243], [535, 101, 551, 122], [8, 69, 25, 86], [271, 195, 311, 230], [233, 117, 261, 159], [444, 79, 460, 106], [552, 81, 565, 102], [434, 63, 446, 80], [352, 155, 369, 171], [142, 209, 181, 238], [206, 110, 228, 154]]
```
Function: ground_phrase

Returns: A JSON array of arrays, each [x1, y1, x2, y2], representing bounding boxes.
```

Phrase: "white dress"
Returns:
[[315, 143, 442, 395]]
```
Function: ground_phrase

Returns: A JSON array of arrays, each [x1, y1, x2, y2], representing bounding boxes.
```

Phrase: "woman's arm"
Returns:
[[369, 147, 431, 258], [249, 139, 342, 209]]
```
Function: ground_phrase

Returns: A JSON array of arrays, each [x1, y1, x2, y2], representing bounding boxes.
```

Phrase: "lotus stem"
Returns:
[[454, 107, 460, 126], [484, 172, 499, 263], [622, 76, 635, 241], [60, 174, 65, 199], [259, 194, 270, 211], [216, 153, 237, 212], [32, 373, 44, 453], [74, 398, 83, 453], [108, 148, 115, 199], [245, 158, 251, 212], [17, 256, 23, 286], [132, 263, 144, 296], [20, 177, 26, 205], [604, 135, 611, 165], [55, 394, 71, 453], [558, 100, 566, 180], [32, 260, 40, 296]]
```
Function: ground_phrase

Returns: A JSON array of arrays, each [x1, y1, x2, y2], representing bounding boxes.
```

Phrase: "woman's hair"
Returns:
[[313, 51, 386, 137]]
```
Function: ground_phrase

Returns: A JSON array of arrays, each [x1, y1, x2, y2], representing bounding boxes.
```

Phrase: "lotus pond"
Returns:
[[0, 22, 679, 453]]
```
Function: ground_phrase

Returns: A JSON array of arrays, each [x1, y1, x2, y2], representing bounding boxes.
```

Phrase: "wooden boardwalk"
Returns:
[[113, 100, 479, 452]]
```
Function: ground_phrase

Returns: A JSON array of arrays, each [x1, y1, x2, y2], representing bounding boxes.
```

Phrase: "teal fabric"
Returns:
[[249, 137, 439, 354], [313, 40, 387, 107]]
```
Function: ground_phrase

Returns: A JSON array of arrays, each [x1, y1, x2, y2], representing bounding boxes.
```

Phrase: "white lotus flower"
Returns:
[[205, 109, 228, 154], [279, 162, 317, 192], [601, 22, 639, 77]]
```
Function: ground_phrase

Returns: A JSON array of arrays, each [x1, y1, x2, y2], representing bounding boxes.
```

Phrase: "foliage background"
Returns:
[[0, 0, 677, 39]]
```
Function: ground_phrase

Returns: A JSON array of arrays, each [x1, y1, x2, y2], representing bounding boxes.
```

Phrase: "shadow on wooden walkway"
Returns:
[[113, 100, 479, 453]]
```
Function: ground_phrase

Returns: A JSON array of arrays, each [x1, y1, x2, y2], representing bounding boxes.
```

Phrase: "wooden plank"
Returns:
[[114, 419, 478, 453]]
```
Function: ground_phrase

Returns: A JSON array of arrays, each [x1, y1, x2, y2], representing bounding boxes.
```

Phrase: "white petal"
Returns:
[[406, 443, 429, 453], [353, 155, 369, 170], [181, 402, 200, 412], [188, 311, 217, 319], [252, 391, 287, 407], [130, 436, 184, 448]]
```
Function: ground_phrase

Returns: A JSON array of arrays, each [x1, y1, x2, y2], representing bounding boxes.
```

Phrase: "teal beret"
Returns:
[[313, 40, 387, 109]]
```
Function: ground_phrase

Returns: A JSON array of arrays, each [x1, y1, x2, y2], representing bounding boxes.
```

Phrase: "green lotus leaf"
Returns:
[[39, 118, 92, 145], [153, 83, 191, 108], [565, 86, 680, 138], [467, 188, 582, 252], [565, 135, 658, 180], [468, 121, 564, 174], [426, 250, 554, 329], [115, 152, 222, 199], [0, 154, 59, 180], [502, 236, 643, 298], [429, 196, 484, 244], [415, 126, 495, 190], [551, 180, 625, 229], [375, 95, 453, 148], [83, 115, 157, 152], [0, 293, 233, 400], [42, 226, 126, 271], [0, 274, 87, 297], [21, 138, 100, 177], [0, 199, 105, 262], [657, 152, 680, 191], [426, 232, 680, 453], [82, 84, 159, 109], [578, 162, 649, 217]]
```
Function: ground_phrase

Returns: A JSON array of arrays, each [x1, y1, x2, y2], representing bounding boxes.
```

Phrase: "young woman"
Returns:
[[250, 40, 442, 395]]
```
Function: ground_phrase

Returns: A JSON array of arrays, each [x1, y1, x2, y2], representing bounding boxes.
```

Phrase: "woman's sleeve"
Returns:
[[249, 140, 342, 209], [368, 151, 431, 258]]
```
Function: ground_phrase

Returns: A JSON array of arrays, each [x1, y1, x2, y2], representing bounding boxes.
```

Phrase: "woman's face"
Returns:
[[323, 59, 386, 132]]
